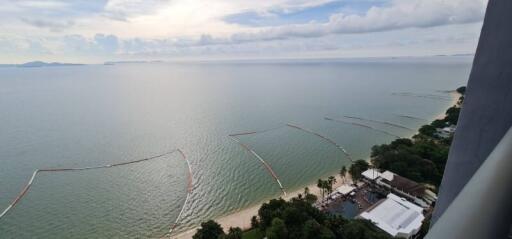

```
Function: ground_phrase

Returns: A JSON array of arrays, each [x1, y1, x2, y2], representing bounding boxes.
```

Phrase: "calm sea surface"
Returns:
[[0, 57, 471, 238]]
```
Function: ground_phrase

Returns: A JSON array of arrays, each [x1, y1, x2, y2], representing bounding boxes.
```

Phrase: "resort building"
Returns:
[[361, 169, 433, 208], [435, 125, 456, 138], [358, 193, 425, 238], [336, 184, 356, 196]]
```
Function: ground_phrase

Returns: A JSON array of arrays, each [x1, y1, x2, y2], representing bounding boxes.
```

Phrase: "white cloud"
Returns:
[[0, 0, 488, 63]]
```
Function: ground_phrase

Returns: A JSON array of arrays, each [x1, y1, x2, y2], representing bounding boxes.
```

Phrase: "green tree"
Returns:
[[342, 219, 393, 239], [327, 176, 337, 194], [340, 166, 347, 183], [220, 227, 243, 239], [303, 219, 335, 239], [317, 179, 326, 199], [349, 160, 370, 182], [192, 220, 225, 239], [419, 125, 436, 137], [250, 216, 259, 229], [456, 86, 466, 94], [303, 187, 318, 204], [266, 218, 288, 239]]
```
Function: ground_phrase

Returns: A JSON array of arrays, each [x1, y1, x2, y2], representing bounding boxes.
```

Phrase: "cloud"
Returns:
[[102, 0, 172, 21], [94, 33, 119, 52], [21, 18, 74, 32], [207, 0, 487, 45], [0, 0, 487, 63]]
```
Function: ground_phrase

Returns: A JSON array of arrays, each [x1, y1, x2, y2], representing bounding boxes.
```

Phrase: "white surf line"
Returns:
[[228, 125, 284, 137], [229, 136, 287, 196], [285, 123, 353, 162], [0, 150, 178, 221], [324, 117, 401, 139], [343, 115, 414, 131]]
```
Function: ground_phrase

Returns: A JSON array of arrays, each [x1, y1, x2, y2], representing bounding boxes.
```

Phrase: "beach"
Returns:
[[171, 174, 352, 239]]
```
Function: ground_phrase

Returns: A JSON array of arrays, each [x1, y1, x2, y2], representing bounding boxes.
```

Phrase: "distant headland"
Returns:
[[0, 61, 84, 68]]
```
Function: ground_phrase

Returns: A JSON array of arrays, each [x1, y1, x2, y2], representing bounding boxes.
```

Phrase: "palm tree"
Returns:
[[317, 179, 325, 199], [327, 176, 337, 194], [340, 166, 347, 183]]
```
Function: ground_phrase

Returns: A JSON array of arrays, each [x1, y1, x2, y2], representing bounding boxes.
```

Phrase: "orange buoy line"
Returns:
[[343, 115, 414, 131], [228, 125, 284, 137], [168, 149, 193, 237], [286, 123, 353, 162], [0, 150, 178, 220], [229, 136, 287, 196], [324, 117, 400, 139]]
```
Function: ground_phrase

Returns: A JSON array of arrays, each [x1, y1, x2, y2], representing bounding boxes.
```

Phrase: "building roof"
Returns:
[[336, 185, 356, 195], [358, 193, 425, 238], [382, 174, 426, 197], [362, 168, 381, 180], [381, 170, 394, 181]]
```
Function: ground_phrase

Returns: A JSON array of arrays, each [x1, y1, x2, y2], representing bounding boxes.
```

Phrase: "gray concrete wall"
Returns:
[[432, 0, 512, 224]]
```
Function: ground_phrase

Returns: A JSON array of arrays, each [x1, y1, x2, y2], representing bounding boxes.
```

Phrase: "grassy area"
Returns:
[[242, 229, 264, 239]]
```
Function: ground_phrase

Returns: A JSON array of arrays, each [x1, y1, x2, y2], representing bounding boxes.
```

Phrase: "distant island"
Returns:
[[0, 61, 84, 68], [17, 61, 84, 68], [104, 60, 163, 65]]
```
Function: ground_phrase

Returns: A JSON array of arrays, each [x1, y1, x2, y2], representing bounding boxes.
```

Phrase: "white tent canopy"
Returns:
[[336, 185, 356, 195]]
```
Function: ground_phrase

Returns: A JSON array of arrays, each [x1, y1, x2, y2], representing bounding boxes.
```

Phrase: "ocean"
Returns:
[[0, 57, 471, 238]]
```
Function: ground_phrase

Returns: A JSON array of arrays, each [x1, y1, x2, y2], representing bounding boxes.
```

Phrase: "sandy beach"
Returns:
[[171, 173, 352, 239]]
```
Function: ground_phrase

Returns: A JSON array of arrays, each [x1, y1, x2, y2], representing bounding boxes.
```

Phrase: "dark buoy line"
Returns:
[[391, 92, 452, 101], [343, 115, 414, 131], [0, 150, 179, 220], [285, 123, 353, 162], [228, 125, 284, 137], [395, 114, 427, 121], [229, 136, 287, 196], [325, 117, 401, 139]]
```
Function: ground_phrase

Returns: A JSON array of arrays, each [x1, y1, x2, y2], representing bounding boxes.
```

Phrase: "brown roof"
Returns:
[[383, 175, 425, 197]]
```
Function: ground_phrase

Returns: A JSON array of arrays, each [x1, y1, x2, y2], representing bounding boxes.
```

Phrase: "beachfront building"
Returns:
[[336, 184, 356, 196], [435, 125, 456, 138], [358, 193, 425, 238], [361, 168, 381, 181], [361, 169, 433, 208]]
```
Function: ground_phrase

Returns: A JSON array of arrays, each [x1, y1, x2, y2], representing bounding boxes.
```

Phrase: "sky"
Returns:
[[0, 0, 488, 63]]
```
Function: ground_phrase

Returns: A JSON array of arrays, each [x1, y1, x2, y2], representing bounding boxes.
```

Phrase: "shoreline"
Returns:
[[171, 173, 351, 239], [171, 91, 460, 239]]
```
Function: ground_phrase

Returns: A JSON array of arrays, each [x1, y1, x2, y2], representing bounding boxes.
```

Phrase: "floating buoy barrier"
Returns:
[[395, 114, 427, 121], [229, 136, 286, 196], [228, 125, 283, 137], [391, 92, 452, 101], [168, 149, 193, 237], [324, 117, 400, 139], [0, 150, 179, 221], [343, 115, 414, 131], [285, 123, 353, 162]]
